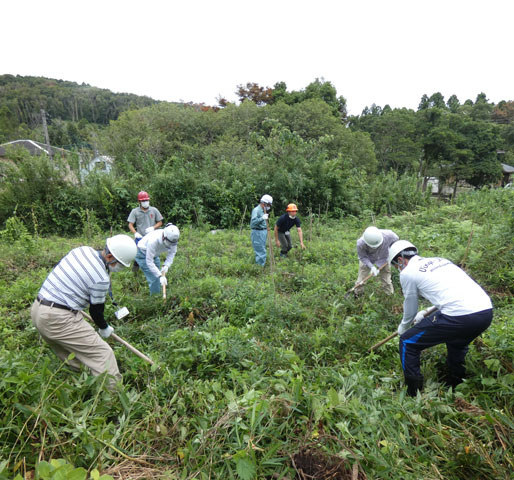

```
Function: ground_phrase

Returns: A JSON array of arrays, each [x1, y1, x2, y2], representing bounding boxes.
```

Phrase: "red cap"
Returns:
[[137, 191, 150, 201]]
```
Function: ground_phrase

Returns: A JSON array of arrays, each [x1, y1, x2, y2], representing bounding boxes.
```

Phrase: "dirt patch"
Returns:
[[291, 446, 366, 480]]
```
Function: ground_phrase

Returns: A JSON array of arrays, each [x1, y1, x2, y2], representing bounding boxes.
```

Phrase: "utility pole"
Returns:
[[41, 109, 53, 160]]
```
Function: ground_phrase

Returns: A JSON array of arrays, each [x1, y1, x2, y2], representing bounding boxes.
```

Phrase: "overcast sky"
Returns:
[[2, 0, 513, 115]]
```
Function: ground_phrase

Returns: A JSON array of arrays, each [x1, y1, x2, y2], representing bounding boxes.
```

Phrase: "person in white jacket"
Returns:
[[136, 224, 179, 295], [388, 240, 493, 396]]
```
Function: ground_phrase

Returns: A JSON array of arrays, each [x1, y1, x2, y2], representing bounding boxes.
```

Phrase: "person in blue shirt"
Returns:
[[250, 194, 272, 266], [274, 203, 306, 257]]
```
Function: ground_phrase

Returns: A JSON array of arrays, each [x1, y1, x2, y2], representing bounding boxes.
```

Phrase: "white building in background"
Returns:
[[0, 139, 114, 183], [80, 154, 113, 179]]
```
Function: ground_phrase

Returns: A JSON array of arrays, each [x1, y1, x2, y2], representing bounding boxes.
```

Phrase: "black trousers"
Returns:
[[399, 308, 493, 379]]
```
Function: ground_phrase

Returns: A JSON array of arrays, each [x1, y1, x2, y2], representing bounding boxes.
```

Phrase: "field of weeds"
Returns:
[[0, 189, 513, 479]]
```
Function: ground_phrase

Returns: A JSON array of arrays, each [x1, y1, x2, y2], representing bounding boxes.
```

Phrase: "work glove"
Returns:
[[145, 226, 155, 235], [397, 322, 411, 336], [161, 266, 169, 275], [160, 276, 168, 287], [370, 265, 379, 276], [262, 213, 269, 220], [134, 232, 143, 240], [413, 310, 427, 325], [99, 325, 114, 338]]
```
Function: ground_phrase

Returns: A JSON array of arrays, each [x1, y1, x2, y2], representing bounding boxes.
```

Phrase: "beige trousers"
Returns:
[[354, 261, 394, 295], [31, 300, 121, 389]]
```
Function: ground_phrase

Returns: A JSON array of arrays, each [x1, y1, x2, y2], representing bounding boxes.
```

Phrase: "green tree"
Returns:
[[350, 107, 418, 173], [471, 92, 494, 121], [269, 79, 347, 121]]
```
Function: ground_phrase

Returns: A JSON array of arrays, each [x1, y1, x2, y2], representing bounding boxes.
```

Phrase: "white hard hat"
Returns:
[[163, 224, 180, 243], [363, 226, 383, 248], [388, 240, 418, 265], [260, 194, 273, 205], [106, 234, 137, 267]]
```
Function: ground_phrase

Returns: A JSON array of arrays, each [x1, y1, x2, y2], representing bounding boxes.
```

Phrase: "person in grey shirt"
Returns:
[[354, 226, 399, 295], [127, 191, 163, 271]]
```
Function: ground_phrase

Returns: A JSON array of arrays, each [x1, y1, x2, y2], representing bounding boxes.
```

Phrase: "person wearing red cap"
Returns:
[[127, 191, 163, 270]]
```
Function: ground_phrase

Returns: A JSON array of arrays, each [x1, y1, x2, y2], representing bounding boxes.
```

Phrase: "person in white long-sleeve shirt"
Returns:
[[136, 224, 179, 295], [388, 240, 493, 396], [355, 226, 398, 295]]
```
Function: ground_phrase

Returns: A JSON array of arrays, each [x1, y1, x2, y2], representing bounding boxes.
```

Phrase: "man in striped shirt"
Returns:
[[31, 235, 137, 389]]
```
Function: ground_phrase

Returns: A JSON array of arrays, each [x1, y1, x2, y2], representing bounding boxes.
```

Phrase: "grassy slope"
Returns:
[[0, 190, 513, 479]]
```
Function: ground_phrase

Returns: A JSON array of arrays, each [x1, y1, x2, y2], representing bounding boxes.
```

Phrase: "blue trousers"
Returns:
[[399, 309, 493, 379], [135, 249, 162, 295], [251, 229, 267, 266]]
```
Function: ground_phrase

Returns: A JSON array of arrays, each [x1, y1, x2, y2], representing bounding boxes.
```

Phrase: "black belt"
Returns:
[[37, 295, 77, 313], [252, 228, 266, 230]]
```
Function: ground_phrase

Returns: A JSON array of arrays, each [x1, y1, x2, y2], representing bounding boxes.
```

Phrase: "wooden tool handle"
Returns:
[[81, 311, 155, 365], [368, 306, 438, 352]]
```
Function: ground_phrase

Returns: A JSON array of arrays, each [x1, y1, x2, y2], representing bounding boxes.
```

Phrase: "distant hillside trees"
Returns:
[[235, 78, 348, 122], [350, 92, 505, 190], [2, 76, 513, 234], [0, 74, 158, 144]]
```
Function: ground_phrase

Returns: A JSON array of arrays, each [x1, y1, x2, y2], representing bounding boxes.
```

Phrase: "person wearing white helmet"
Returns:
[[250, 194, 273, 266], [388, 240, 493, 396], [31, 234, 137, 389], [354, 226, 399, 295], [136, 223, 179, 295]]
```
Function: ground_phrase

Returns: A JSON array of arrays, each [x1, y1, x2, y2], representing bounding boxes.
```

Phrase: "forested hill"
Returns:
[[0, 74, 158, 133]]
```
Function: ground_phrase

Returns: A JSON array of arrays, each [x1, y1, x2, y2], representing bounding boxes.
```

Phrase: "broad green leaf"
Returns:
[[481, 377, 497, 386], [36, 461, 52, 478], [67, 468, 87, 480], [484, 359, 500, 371], [327, 388, 339, 407], [312, 397, 324, 422], [235, 456, 256, 480]]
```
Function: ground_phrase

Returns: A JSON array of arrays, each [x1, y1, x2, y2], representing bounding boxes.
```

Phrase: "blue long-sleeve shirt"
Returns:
[[250, 205, 267, 230]]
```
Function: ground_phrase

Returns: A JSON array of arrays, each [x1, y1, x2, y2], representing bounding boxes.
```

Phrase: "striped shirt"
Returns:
[[39, 246, 110, 310]]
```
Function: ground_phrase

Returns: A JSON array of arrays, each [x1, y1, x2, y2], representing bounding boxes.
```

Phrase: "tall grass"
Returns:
[[0, 189, 513, 479]]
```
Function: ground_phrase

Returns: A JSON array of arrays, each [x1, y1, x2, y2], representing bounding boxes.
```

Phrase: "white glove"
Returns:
[[160, 276, 168, 287], [370, 265, 379, 276], [161, 266, 169, 275], [99, 325, 114, 338], [145, 226, 155, 235], [413, 310, 427, 325], [397, 322, 411, 336], [134, 232, 143, 240], [262, 213, 269, 220]]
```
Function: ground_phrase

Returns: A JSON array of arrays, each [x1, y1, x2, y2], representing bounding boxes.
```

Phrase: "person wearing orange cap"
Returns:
[[274, 203, 305, 258]]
